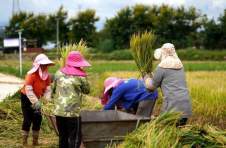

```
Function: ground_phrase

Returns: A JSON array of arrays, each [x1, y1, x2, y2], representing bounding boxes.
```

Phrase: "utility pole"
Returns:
[[55, 18, 59, 54], [15, 29, 24, 75]]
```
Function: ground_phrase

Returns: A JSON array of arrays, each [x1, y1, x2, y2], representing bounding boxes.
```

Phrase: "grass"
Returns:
[[0, 88, 102, 147], [1, 60, 226, 79], [109, 111, 226, 148]]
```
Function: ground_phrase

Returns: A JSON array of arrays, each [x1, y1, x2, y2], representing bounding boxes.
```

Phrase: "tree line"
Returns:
[[4, 4, 226, 52]]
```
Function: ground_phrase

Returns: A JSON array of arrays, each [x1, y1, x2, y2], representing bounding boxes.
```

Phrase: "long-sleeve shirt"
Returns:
[[104, 79, 158, 111], [152, 66, 193, 118], [52, 70, 90, 117], [101, 88, 123, 109], [21, 70, 51, 104]]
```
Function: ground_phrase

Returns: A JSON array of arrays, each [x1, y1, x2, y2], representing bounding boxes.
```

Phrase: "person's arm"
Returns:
[[80, 76, 90, 94], [103, 86, 124, 110], [43, 75, 51, 102], [52, 72, 57, 94], [100, 88, 109, 105], [24, 74, 39, 104], [152, 66, 163, 88]]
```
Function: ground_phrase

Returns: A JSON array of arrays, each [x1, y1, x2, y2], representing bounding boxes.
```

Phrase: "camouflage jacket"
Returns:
[[52, 70, 90, 117]]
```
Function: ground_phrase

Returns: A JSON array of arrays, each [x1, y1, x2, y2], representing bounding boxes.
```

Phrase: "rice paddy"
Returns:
[[0, 60, 226, 147], [95, 71, 226, 129]]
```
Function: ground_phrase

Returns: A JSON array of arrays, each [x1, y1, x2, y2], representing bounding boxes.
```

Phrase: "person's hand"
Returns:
[[142, 74, 146, 79], [146, 88, 155, 93], [34, 101, 41, 109], [142, 74, 146, 83]]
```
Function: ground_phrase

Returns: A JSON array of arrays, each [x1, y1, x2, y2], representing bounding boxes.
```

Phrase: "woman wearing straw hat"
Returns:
[[21, 54, 55, 147], [103, 77, 158, 117], [52, 51, 91, 148], [144, 43, 193, 126]]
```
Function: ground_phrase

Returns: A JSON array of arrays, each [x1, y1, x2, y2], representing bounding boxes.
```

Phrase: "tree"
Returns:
[[169, 6, 202, 48], [4, 11, 34, 38], [104, 6, 133, 49], [131, 4, 154, 32], [69, 9, 100, 47], [21, 13, 53, 46], [4, 6, 70, 46], [4, 11, 52, 46], [218, 9, 226, 49], [151, 4, 175, 48], [47, 5, 69, 44], [200, 19, 223, 49], [102, 4, 204, 50]]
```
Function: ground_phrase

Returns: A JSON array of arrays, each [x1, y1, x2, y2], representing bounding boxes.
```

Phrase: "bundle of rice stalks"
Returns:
[[130, 31, 157, 92], [0, 90, 57, 144], [0, 89, 23, 139], [130, 30, 157, 77], [111, 111, 182, 148], [109, 110, 226, 148], [57, 39, 89, 68]]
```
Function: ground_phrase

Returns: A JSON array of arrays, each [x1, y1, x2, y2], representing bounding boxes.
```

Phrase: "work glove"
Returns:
[[142, 74, 156, 93], [34, 101, 41, 109]]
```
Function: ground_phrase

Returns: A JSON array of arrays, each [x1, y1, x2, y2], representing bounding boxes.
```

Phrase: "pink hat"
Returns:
[[60, 65, 87, 77], [66, 51, 91, 67], [104, 77, 125, 94], [27, 54, 55, 74]]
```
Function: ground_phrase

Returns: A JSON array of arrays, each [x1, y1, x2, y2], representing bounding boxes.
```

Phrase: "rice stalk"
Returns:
[[57, 39, 89, 68], [110, 111, 226, 148], [130, 30, 157, 76]]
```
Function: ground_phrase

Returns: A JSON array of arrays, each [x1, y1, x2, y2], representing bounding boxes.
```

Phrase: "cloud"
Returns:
[[212, 0, 226, 9], [32, 0, 48, 8], [0, 0, 225, 29]]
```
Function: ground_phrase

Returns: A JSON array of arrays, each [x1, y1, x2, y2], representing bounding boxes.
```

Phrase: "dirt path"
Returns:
[[0, 73, 24, 102]]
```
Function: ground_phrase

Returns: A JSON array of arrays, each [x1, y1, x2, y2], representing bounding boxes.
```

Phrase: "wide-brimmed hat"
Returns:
[[154, 43, 183, 69], [66, 51, 91, 67], [27, 54, 55, 74], [104, 77, 125, 94]]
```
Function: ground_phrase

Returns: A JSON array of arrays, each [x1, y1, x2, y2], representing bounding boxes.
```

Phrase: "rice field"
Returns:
[[0, 59, 226, 147], [93, 71, 226, 129], [1, 60, 226, 78]]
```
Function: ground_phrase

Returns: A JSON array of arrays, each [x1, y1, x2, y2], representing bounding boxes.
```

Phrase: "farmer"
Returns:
[[101, 77, 123, 110], [143, 43, 193, 126], [21, 54, 55, 147], [52, 51, 91, 148], [103, 77, 158, 117]]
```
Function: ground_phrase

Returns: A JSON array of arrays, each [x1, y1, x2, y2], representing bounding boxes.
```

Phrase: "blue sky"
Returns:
[[0, 0, 225, 31]]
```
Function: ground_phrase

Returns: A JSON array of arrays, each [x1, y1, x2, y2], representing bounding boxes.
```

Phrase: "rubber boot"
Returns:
[[32, 130, 41, 147], [22, 130, 29, 147]]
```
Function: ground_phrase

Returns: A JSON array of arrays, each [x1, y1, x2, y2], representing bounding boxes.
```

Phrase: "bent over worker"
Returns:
[[103, 77, 158, 117]]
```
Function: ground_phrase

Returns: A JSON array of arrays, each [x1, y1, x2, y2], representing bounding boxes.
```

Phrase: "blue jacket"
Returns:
[[103, 79, 158, 111]]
